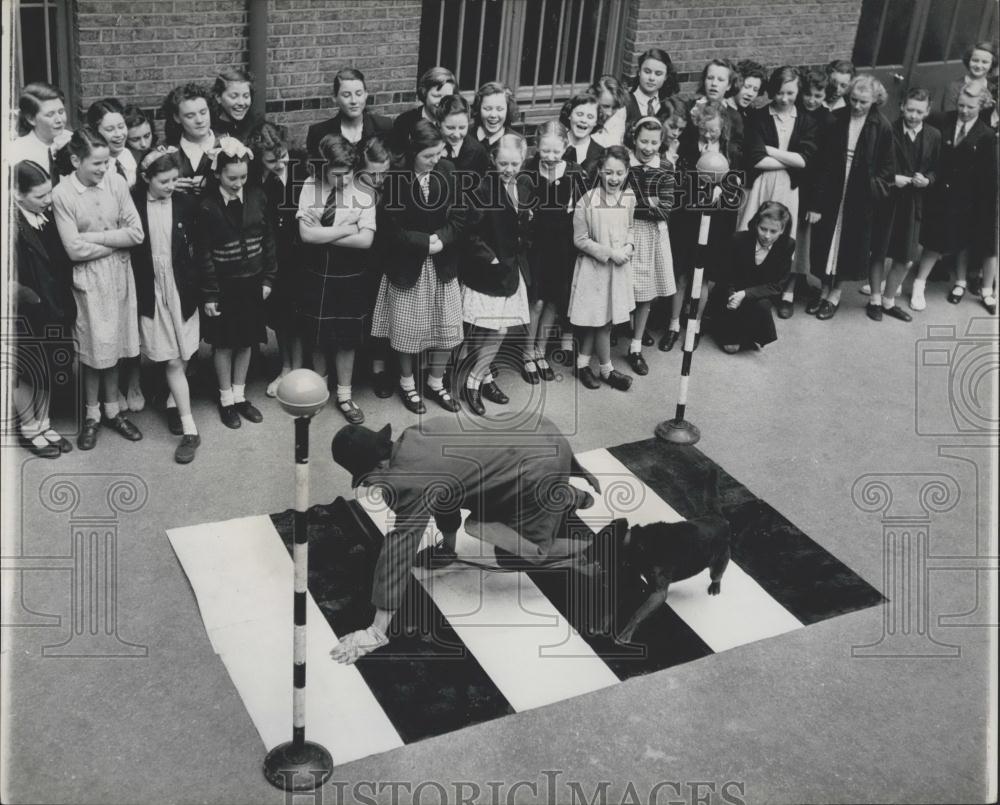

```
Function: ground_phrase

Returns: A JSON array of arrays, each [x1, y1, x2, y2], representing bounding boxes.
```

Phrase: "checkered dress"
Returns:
[[631, 219, 676, 303], [370, 257, 464, 352]]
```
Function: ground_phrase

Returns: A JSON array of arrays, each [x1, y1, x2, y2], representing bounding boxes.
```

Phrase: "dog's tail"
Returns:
[[703, 467, 722, 514]]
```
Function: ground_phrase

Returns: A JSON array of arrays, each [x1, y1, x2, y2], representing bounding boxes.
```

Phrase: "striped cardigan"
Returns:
[[196, 184, 277, 303]]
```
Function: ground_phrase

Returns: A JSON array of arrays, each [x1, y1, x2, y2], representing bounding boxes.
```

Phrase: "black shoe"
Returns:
[[947, 284, 966, 304], [235, 400, 263, 423], [481, 380, 509, 404], [626, 351, 648, 375], [336, 398, 365, 424], [721, 343, 741, 354], [602, 369, 633, 391], [776, 299, 794, 319], [805, 294, 823, 315], [102, 413, 143, 441], [372, 371, 394, 399], [20, 434, 60, 458], [174, 434, 200, 464], [398, 386, 426, 414], [578, 366, 601, 389], [641, 330, 654, 347], [521, 360, 540, 385], [866, 303, 883, 321], [882, 305, 912, 322], [77, 419, 100, 450], [659, 330, 679, 352], [536, 359, 556, 382], [415, 542, 457, 570], [983, 296, 998, 316], [461, 385, 486, 416], [424, 383, 461, 412], [166, 407, 183, 436], [42, 430, 73, 453], [816, 300, 839, 320], [218, 404, 241, 429]]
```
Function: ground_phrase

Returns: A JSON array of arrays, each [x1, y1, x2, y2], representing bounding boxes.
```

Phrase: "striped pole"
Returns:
[[655, 212, 710, 445], [265, 371, 333, 791]]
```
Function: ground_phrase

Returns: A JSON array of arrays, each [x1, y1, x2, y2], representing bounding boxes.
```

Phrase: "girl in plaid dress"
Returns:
[[371, 119, 467, 414], [297, 135, 376, 424]]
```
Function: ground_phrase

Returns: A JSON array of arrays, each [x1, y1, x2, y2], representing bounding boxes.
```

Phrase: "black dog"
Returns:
[[610, 468, 731, 643]]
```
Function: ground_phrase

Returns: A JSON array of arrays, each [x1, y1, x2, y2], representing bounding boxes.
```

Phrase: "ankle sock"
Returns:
[[427, 374, 444, 391], [668, 318, 681, 332], [232, 383, 246, 404], [827, 288, 842, 306], [102, 401, 120, 420], [219, 388, 235, 407], [576, 354, 591, 370], [599, 362, 614, 379], [336, 384, 352, 403], [180, 415, 197, 436], [781, 291, 794, 303], [630, 338, 642, 353], [400, 374, 416, 392], [85, 404, 101, 422], [871, 293, 882, 306]]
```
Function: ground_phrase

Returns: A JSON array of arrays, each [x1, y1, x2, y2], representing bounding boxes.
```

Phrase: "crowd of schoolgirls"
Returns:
[[9, 43, 999, 464]]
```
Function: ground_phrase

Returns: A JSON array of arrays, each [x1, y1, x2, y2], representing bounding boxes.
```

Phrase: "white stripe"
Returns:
[[295, 463, 309, 513], [678, 374, 690, 405], [293, 543, 307, 594], [167, 515, 403, 762], [293, 622, 306, 664], [570, 450, 803, 651], [355, 487, 619, 712]]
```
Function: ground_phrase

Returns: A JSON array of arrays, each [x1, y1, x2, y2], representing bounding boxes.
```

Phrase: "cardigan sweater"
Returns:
[[131, 189, 201, 320]]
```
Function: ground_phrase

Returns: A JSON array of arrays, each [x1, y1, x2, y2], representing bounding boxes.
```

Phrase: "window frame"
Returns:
[[14, 0, 78, 126]]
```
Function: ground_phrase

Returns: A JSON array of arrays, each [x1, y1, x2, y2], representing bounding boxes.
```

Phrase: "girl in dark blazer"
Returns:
[[711, 201, 794, 352], [12, 159, 74, 457], [459, 134, 534, 415], [435, 94, 490, 184], [624, 47, 681, 130], [560, 91, 607, 173], [371, 119, 468, 414], [806, 74, 895, 320], [472, 81, 518, 158], [306, 67, 393, 156], [162, 83, 219, 196], [662, 99, 743, 352], [389, 66, 457, 154], [211, 66, 267, 143], [869, 89, 940, 321], [131, 147, 202, 462], [912, 88, 994, 308]]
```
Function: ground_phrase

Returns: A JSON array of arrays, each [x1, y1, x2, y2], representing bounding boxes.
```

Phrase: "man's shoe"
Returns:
[[219, 404, 241, 429], [77, 419, 100, 450], [102, 413, 143, 441], [626, 351, 648, 375], [481, 381, 508, 404], [235, 400, 263, 423], [174, 434, 200, 464]]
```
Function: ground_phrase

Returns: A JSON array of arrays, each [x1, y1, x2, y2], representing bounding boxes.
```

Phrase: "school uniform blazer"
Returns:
[[15, 208, 74, 328], [389, 106, 428, 152], [306, 111, 394, 157], [565, 139, 606, 174], [131, 189, 201, 320], [723, 230, 794, 298], [213, 111, 267, 143], [377, 159, 468, 289], [462, 172, 533, 297], [890, 120, 941, 215], [743, 104, 818, 191], [628, 160, 675, 223], [448, 135, 491, 182]]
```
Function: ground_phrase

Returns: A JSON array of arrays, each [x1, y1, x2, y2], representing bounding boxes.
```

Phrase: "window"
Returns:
[[418, 0, 627, 122], [853, 0, 919, 67], [14, 0, 77, 122]]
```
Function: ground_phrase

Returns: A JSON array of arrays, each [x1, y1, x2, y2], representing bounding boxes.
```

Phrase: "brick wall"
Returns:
[[74, 0, 422, 147], [621, 0, 864, 90]]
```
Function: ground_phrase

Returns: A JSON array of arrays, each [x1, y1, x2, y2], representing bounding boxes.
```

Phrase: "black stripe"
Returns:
[[293, 726, 304, 745], [607, 439, 886, 625], [294, 592, 306, 625], [294, 663, 305, 688], [294, 511, 307, 540], [680, 351, 692, 375], [271, 497, 513, 744], [295, 417, 308, 464], [675, 403, 686, 421]]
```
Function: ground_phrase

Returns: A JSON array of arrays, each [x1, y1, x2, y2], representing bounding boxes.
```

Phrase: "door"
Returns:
[[854, 0, 998, 111]]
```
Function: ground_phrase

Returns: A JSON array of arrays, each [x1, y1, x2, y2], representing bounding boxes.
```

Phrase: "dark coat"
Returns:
[[14, 208, 74, 332], [376, 159, 468, 289], [213, 110, 267, 143], [389, 106, 428, 152], [798, 105, 835, 213], [131, 189, 201, 321], [872, 120, 941, 263], [808, 106, 895, 281], [172, 135, 220, 196], [448, 134, 491, 182], [744, 104, 818, 191], [462, 172, 533, 298], [306, 111, 394, 158], [475, 125, 514, 160], [565, 139, 606, 174], [974, 129, 998, 259], [920, 112, 994, 255]]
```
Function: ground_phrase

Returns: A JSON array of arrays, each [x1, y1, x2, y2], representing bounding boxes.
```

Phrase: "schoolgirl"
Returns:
[[624, 47, 680, 129], [123, 104, 156, 167], [9, 82, 71, 181], [435, 93, 490, 179], [940, 42, 995, 113], [472, 81, 518, 157], [560, 91, 606, 171], [161, 82, 218, 194], [824, 60, 855, 112], [212, 66, 266, 142], [728, 60, 767, 125], [591, 75, 630, 148], [390, 66, 457, 152], [306, 67, 394, 155]]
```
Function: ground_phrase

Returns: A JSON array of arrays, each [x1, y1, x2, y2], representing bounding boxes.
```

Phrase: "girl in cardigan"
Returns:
[[247, 122, 304, 398], [306, 67, 394, 155], [131, 147, 202, 463], [297, 135, 377, 425], [196, 136, 276, 429], [12, 160, 74, 458], [52, 127, 145, 451], [712, 201, 794, 353], [162, 83, 218, 195], [625, 116, 675, 375], [805, 74, 894, 320], [568, 145, 636, 391], [371, 119, 467, 414], [459, 133, 533, 415], [211, 66, 266, 143], [524, 121, 587, 378]]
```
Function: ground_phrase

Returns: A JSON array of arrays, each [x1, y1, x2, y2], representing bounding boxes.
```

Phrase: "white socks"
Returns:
[[427, 374, 444, 391], [336, 384, 352, 403], [180, 415, 197, 436], [781, 290, 794, 303], [219, 388, 235, 407], [599, 362, 614, 379], [629, 338, 642, 354], [827, 287, 842, 306], [102, 401, 120, 420], [232, 383, 246, 404], [668, 318, 681, 332], [400, 375, 416, 392], [576, 354, 591, 370], [85, 404, 101, 423]]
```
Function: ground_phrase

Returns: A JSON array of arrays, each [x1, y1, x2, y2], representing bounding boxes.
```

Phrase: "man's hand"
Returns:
[[330, 625, 388, 664]]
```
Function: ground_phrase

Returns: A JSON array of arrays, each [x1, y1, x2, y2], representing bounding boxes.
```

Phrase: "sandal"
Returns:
[[337, 398, 365, 424]]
